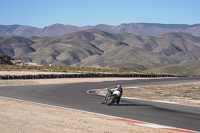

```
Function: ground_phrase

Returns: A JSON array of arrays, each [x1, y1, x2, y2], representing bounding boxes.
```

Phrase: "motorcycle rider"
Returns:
[[101, 84, 123, 104]]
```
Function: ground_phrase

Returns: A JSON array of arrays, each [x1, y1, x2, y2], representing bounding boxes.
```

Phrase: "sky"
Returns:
[[0, 0, 199, 28]]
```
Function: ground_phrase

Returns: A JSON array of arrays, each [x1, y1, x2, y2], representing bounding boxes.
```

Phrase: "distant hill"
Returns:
[[1, 29, 200, 76], [0, 23, 200, 37], [0, 36, 35, 57]]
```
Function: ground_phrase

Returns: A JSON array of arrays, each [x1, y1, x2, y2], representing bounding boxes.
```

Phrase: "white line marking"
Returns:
[[0, 95, 198, 133]]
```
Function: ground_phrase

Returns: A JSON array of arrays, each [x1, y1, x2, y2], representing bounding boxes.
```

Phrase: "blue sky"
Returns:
[[0, 0, 199, 28]]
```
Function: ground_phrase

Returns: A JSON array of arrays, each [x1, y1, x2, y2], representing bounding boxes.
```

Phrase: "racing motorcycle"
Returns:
[[103, 86, 122, 106]]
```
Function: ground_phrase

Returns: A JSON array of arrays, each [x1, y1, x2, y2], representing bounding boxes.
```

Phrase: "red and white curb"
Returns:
[[114, 118, 198, 133], [0, 96, 198, 133], [87, 88, 200, 133]]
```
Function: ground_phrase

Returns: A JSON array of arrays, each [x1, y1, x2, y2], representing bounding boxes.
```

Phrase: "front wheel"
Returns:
[[106, 95, 116, 106]]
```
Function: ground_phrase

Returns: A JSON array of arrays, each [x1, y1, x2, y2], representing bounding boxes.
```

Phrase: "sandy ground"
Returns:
[[0, 97, 172, 133], [0, 77, 142, 86], [0, 71, 177, 133], [0, 71, 73, 75], [122, 83, 200, 105]]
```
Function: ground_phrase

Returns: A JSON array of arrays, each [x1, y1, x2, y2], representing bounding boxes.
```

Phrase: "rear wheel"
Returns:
[[116, 97, 120, 104]]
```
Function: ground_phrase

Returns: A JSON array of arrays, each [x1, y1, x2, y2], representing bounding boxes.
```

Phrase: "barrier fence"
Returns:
[[0, 73, 184, 80]]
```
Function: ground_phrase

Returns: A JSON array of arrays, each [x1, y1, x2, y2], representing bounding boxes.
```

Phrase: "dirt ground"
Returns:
[[0, 97, 173, 133], [0, 71, 71, 75], [123, 83, 200, 105], [0, 71, 187, 133], [0, 77, 141, 86]]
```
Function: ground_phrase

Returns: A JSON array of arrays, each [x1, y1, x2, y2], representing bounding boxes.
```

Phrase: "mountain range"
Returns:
[[0, 29, 200, 76], [1, 23, 200, 37]]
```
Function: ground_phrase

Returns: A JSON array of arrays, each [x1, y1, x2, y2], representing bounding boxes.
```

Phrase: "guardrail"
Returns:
[[0, 73, 184, 80]]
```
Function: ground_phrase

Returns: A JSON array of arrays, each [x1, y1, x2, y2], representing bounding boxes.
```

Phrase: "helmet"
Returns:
[[116, 84, 121, 88]]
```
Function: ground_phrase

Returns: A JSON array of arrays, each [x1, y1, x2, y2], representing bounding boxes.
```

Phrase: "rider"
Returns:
[[101, 84, 123, 104]]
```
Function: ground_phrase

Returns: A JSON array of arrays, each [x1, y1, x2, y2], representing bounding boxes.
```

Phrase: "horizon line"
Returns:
[[1, 22, 200, 28]]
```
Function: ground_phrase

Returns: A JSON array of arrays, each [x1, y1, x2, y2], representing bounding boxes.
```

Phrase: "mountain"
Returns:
[[1, 29, 200, 76], [0, 23, 200, 37], [26, 30, 179, 67], [0, 36, 35, 57]]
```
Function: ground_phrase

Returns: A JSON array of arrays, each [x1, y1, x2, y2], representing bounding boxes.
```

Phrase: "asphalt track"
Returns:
[[0, 77, 200, 132]]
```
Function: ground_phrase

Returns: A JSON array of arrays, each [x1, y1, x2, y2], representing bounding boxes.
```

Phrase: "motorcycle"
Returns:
[[104, 87, 122, 106]]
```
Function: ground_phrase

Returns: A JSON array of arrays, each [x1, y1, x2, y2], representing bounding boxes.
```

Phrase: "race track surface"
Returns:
[[0, 77, 200, 132]]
